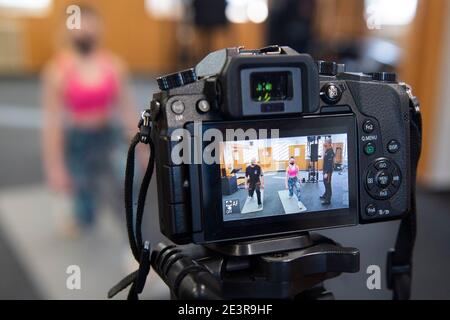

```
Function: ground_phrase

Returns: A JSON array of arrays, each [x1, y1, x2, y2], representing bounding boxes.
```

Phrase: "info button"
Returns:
[[387, 140, 401, 154]]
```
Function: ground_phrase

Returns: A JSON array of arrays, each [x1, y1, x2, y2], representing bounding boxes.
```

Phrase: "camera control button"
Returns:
[[374, 159, 391, 170], [171, 100, 185, 114], [197, 99, 210, 113], [364, 142, 376, 156], [391, 169, 402, 188], [377, 189, 390, 199], [321, 83, 342, 104], [366, 204, 377, 217], [376, 170, 392, 188], [366, 172, 376, 190], [387, 140, 401, 153], [363, 120, 375, 133]]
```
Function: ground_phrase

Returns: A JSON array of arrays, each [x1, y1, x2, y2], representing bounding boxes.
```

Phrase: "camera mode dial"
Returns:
[[157, 68, 197, 91], [317, 60, 346, 76], [371, 72, 397, 83], [317, 61, 338, 76]]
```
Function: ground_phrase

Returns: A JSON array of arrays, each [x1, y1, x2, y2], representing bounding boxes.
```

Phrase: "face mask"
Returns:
[[74, 36, 96, 55], [290, 161, 294, 165]]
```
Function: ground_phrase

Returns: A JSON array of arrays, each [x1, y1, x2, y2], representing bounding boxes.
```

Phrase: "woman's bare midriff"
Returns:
[[69, 110, 112, 129]]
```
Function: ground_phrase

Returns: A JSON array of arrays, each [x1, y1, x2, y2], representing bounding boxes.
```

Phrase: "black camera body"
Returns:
[[151, 46, 412, 245]]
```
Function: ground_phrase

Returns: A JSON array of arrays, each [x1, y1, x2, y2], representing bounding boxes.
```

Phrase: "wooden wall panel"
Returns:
[[315, 0, 366, 42], [3, 0, 265, 74], [289, 145, 307, 171], [399, 0, 449, 181]]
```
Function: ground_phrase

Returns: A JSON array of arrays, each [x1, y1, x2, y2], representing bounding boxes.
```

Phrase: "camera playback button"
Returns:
[[364, 142, 376, 156]]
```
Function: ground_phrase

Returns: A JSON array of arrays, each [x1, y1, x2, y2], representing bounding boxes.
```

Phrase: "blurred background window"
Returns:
[[225, 0, 268, 24], [145, 0, 184, 20], [0, 0, 52, 17], [365, 0, 418, 29]]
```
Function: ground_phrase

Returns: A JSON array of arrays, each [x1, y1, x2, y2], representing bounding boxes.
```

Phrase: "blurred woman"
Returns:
[[285, 157, 302, 208], [42, 6, 139, 234]]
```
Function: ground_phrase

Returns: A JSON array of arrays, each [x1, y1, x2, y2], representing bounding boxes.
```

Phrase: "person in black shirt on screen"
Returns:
[[245, 158, 264, 208], [321, 138, 335, 205]]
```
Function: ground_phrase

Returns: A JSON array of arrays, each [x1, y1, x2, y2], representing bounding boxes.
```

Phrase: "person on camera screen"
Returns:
[[321, 138, 335, 205], [245, 158, 265, 209], [285, 157, 302, 208]]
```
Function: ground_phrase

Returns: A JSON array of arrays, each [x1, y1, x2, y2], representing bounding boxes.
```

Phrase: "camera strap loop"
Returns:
[[387, 97, 422, 300], [139, 110, 152, 144], [108, 110, 155, 300]]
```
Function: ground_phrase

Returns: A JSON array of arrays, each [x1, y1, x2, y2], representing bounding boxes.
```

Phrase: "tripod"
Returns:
[[151, 232, 360, 300]]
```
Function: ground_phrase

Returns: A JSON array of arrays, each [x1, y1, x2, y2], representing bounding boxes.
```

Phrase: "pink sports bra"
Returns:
[[59, 53, 119, 119], [287, 164, 299, 178]]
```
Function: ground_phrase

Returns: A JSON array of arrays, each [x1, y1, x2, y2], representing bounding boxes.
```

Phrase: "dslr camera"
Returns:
[[150, 46, 415, 245]]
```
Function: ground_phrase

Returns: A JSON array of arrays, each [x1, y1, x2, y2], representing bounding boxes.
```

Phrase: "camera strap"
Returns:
[[387, 94, 422, 300], [108, 111, 155, 300]]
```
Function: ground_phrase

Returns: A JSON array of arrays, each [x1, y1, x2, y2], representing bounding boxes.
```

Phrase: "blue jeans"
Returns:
[[65, 126, 122, 228], [288, 177, 301, 201]]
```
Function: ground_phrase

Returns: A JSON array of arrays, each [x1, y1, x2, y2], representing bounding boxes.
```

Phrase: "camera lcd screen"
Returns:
[[219, 134, 349, 221], [250, 72, 292, 102]]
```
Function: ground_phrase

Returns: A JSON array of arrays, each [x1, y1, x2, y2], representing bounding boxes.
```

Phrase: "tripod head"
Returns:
[[151, 233, 359, 299]]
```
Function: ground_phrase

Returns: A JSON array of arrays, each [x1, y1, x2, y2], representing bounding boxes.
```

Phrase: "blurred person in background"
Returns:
[[267, 0, 318, 54], [191, 0, 228, 62], [41, 5, 139, 236]]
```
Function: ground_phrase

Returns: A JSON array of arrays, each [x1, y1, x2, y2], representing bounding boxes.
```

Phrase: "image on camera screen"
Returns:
[[220, 134, 349, 221]]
